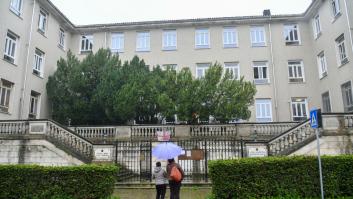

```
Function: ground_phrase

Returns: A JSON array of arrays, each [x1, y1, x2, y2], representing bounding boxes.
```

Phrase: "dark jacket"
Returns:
[[166, 162, 185, 181]]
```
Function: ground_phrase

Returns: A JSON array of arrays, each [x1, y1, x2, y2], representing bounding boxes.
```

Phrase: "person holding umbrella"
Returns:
[[167, 158, 184, 199]]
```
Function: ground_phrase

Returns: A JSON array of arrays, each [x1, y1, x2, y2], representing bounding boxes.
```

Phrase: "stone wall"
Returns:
[[0, 139, 83, 166]]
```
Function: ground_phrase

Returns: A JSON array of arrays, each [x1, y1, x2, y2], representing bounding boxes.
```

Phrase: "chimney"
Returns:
[[263, 9, 271, 16]]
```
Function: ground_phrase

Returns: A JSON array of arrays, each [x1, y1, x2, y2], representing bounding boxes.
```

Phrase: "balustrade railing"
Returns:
[[190, 124, 237, 137], [0, 121, 27, 135], [72, 126, 116, 139], [250, 122, 297, 137], [268, 120, 314, 155], [131, 125, 175, 138], [343, 114, 353, 128], [46, 121, 93, 162]]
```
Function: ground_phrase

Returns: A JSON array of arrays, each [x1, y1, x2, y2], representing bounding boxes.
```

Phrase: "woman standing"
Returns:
[[166, 158, 185, 199], [153, 161, 168, 199]]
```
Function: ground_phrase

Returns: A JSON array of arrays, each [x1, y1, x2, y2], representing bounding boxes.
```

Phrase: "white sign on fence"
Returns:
[[157, 130, 171, 141], [248, 146, 268, 157], [94, 148, 111, 160]]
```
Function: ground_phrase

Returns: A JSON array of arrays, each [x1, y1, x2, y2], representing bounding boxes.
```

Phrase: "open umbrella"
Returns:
[[152, 142, 183, 160]]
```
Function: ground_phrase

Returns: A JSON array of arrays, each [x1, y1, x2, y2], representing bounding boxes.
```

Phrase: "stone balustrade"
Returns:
[[0, 121, 27, 135], [130, 125, 175, 138]]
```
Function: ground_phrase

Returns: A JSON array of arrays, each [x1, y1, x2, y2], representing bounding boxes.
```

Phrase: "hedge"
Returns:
[[209, 155, 353, 199], [0, 164, 118, 199]]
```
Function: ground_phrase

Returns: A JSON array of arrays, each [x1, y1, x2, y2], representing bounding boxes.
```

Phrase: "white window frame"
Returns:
[[196, 63, 211, 78], [313, 15, 322, 39], [136, 31, 150, 52], [38, 9, 48, 34], [80, 35, 93, 53], [255, 99, 272, 122], [341, 81, 353, 112], [291, 98, 308, 121], [284, 24, 300, 45], [253, 61, 269, 84], [4, 31, 18, 64], [224, 62, 240, 80], [10, 0, 22, 16], [223, 27, 238, 48], [331, 0, 341, 18], [0, 79, 13, 113], [33, 48, 44, 77], [288, 60, 305, 83], [321, 91, 332, 113], [335, 34, 348, 65], [111, 33, 124, 53], [250, 26, 266, 47], [162, 30, 177, 50], [59, 28, 65, 49], [195, 28, 210, 49], [317, 51, 328, 79], [29, 91, 40, 119]]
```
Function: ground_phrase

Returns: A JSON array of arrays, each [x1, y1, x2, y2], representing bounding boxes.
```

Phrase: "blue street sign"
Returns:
[[310, 109, 319, 128]]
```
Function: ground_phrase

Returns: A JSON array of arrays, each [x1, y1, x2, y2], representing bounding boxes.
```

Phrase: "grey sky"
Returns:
[[51, 0, 312, 25]]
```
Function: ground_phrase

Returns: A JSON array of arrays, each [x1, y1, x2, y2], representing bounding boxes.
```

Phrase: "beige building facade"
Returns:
[[0, 0, 353, 122]]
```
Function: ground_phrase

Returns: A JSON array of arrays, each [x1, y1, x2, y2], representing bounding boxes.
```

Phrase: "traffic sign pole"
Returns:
[[315, 128, 324, 199]]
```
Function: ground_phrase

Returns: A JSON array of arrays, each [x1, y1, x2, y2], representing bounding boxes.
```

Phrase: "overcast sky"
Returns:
[[51, 0, 312, 25]]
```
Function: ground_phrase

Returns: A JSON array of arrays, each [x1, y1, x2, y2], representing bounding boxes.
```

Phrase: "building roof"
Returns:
[[44, 0, 320, 32]]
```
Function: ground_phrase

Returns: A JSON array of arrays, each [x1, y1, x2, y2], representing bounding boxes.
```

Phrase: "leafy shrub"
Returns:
[[209, 156, 353, 199], [0, 164, 118, 199]]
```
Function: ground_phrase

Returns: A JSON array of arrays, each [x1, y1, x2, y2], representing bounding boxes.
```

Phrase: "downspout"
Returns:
[[19, 0, 36, 119], [343, 0, 353, 53], [268, 16, 279, 121], [104, 26, 107, 49]]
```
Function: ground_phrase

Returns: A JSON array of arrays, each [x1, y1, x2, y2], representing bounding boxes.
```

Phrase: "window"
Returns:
[[195, 28, 210, 48], [59, 28, 65, 48], [341, 81, 353, 112], [253, 61, 269, 84], [29, 91, 40, 119], [10, 0, 22, 15], [223, 27, 238, 48], [136, 32, 150, 51], [288, 60, 304, 83], [250, 26, 266, 47], [336, 34, 348, 65], [111, 33, 124, 53], [313, 15, 321, 38], [291, 98, 308, 121], [331, 0, 341, 17], [317, 51, 328, 79], [3, 31, 18, 64], [196, 63, 210, 78], [322, 92, 331, 113], [0, 79, 13, 113], [163, 30, 177, 50], [255, 99, 272, 122], [38, 9, 48, 34], [224, 62, 240, 80], [162, 64, 177, 71], [33, 48, 44, 77], [80, 35, 93, 52], [284, 24, 300, 45]]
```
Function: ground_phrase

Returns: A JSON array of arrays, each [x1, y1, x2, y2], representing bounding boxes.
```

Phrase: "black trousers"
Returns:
[[169, 181, 181, 199], [156, 184, 167, 199]]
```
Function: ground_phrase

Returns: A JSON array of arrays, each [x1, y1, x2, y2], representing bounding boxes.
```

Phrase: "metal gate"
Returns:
[[115, 141, 152, 182], [115, 139, 242, 183]]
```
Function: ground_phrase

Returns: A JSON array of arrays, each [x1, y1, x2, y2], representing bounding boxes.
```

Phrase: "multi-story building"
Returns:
[[1, 0, 352, 122]]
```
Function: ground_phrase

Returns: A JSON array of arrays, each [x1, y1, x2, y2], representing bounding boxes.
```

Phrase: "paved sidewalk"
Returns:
[[114, 187, 211, 199]]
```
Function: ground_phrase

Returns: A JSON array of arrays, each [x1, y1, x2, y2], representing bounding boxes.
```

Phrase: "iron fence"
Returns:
[[115, 139, 243, 183]]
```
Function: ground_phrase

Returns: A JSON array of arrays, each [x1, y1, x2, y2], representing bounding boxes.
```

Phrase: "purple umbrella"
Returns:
[[152, 142, 183, 160]]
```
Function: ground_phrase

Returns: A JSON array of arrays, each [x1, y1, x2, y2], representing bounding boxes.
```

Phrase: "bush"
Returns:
[[0, 164, 118, 199], [209, 155, 353, 199]]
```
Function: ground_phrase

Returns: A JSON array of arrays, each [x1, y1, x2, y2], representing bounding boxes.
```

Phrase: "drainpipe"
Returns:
[[19, 0, 36, 119], [343, 0, 353, 53], [268, 16, 279, 121], [104, 29, 107, 49]]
